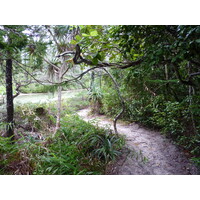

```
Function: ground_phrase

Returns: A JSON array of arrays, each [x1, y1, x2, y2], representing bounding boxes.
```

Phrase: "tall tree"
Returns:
[[0, 25, 27, 138], [44, 25, 79, 134], [5, 56, 14, 137]]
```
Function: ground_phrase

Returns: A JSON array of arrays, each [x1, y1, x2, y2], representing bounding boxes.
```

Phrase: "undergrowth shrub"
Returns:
[[101, 87, 121, 116], [100, 90, 200, 167], [88, 87, 103, 114], [66, 96, 89, 112], [1, 114, 124, 175], [32, 115, 125, 175], [0, 136, 34, 175], [15, 103, 54, 133], [20, 83, 58, 93], [0, 136, 19, 174], [14, 90, 89, 133], [19, 83, 81, 94], [0, 86, 6, 95]]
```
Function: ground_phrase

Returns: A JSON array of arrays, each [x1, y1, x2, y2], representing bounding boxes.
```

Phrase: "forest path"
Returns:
[[77, 108, 198, 175]]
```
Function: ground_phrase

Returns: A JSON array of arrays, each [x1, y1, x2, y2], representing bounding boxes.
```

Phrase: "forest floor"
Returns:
[[78, 108, 199, 175]]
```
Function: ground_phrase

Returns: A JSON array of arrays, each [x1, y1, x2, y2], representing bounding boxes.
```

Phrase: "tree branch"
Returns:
[[103, 68, 125, 134], [189, 72, 200, 77], [173, 63, 195, 86], [13, 80, 32, 99], [45, 25, 60, 51], [73, 44, 143, 69], [13, 59, 46, 85], [57, 44, 143, 69], [63, 66, 101, 84], [43, 57, 60, 71], [143, 83, 156, 96], [56, 51, 75, 57], [68, 74, 89, 91]]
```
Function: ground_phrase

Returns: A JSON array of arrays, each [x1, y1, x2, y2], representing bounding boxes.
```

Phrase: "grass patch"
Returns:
[[0, 115, 124, 175], [1, 90, 124, 175]]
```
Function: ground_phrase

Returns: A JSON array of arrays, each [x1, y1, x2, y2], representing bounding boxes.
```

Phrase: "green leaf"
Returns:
[[95, 53, 102, 61], [172, 57, 177, 63], [90, 30, 98, 37], [75, 35, 82, 41], [70, 40, 77, 45], [195, 39, 200, 43], [82, 33, 90, 37], [92, 57, 98, 65]]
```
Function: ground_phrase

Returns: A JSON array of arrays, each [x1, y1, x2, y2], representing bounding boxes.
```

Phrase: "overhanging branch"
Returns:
[[73, 44, 143, 69], [13, 59, 45, 85], [58, 44, 143, 69], [13, 80, 32, 99], [43, 57, 60, 71]]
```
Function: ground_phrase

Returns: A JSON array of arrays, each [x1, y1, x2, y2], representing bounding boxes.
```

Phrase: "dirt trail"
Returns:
[[77, 108, 198, 175]]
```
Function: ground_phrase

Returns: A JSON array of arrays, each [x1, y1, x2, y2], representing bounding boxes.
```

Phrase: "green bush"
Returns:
[[66, 96, 90, 113], [101, 90, 200, 166], [32, 115, 124, 175], [0, 137, 19, 170], [1, 114, 124, 175], [0, 136, 32, 175], [0, 86, 6, 95], [101, 87, 121, 116], [20, 83, 58, 93], [19, 82, 81, 94], [15, 103, 54, 133], [88, 87, 104, 114]]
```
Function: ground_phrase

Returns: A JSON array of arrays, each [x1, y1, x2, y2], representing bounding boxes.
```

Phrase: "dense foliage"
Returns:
[[1, 25, 200, 172], [0, 92, 124, 174], [114, 27, 199, 164], [75, 25, 200, 166]]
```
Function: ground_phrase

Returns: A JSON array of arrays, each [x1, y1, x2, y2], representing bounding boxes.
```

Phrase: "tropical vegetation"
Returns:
[[0, 25, 200, 174]]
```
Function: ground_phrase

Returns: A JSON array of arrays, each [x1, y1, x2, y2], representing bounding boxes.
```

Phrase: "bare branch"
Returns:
[[103, 68, 125, 134], [189, 72, 200, 77], [13, 80, 32, 99], [43, 57, 60, 71], [143, 83, 156, 96], [68, 74, 89, 91], [61, 67, 70, 79], [64, 66, 102, 83], [56, 51, 75, 57], [13, 59, 45, 85], [45, 25, 60, 51]]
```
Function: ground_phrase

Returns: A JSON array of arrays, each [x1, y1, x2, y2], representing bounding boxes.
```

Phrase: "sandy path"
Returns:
[[77, 108, 198, 175]]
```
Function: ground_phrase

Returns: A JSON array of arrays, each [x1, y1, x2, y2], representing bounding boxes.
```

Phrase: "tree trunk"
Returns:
[[5, 59, 14, 138], [54, 64, 63, 135], [90, 71, 95, 92], [55, 84, 62, 134]]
